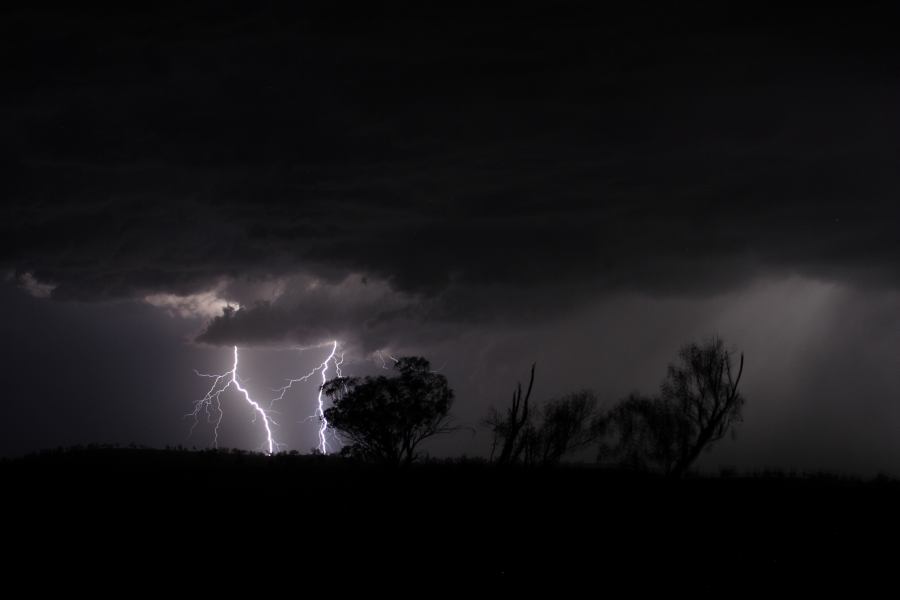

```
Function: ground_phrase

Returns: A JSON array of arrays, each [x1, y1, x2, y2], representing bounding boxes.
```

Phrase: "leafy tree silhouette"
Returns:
[[603, 336, 745, 477], [321, 356, 455, 466]]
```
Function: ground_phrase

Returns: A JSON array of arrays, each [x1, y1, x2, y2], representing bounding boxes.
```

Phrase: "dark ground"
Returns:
[[2, 447, 898, 591]]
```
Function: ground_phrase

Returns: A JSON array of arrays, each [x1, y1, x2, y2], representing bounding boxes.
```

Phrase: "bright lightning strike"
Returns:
[[190, 346, 278, 455], [269, 340, 344, 454]]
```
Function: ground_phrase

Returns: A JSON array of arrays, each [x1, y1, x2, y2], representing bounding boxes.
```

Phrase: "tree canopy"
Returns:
[[321, 356, 454, 466]]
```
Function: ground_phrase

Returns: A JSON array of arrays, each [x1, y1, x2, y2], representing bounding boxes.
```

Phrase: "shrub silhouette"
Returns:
[[321, 356, 454, 466]]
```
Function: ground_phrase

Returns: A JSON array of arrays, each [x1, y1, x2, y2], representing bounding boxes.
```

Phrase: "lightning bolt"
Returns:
[[377, 350, 398, 370], [190, 346, 277, 455], [269, 340, 344, 454]]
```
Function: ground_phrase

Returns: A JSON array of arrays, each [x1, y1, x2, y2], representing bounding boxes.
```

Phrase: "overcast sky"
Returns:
[[3, 2, 900, 474]]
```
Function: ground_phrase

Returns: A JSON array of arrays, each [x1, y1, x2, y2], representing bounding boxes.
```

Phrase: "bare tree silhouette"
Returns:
[[484, 363, 535, 465], [486, 369, 605, 466], [604, 337, 745, 477], [665, 337, 745, 477], [601, 392, 686, 473], [533, 391, 605, 465]]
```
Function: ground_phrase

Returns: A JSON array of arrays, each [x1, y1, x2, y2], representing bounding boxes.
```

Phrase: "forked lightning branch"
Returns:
[[189, 341, 345, 455]]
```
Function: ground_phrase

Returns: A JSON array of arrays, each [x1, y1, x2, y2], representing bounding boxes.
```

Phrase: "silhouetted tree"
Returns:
[[486, 368, 605, 466], [484, 363, 535, 465], [321, 356, 454, 466], [534, 390, 605, 465], [600, 392, 687, 473], [604, 337, 745, 477], [665, 337, 745, 476]]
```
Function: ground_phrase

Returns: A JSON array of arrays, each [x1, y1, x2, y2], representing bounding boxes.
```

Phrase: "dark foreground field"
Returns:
[[2, 447, 899, 591]]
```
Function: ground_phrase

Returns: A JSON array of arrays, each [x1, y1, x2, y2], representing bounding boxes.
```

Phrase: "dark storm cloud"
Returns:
[[194, 273, 434, 350], [4, 2, 900, 345], [5, 2, 900, 474]]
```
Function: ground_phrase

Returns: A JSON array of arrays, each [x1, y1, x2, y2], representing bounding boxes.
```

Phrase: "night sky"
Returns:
[[3, 2, 900, 474]]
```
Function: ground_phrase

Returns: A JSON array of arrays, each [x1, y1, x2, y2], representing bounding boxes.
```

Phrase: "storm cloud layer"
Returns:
[[3, 2, 900, 468], [4, 2, 900, 349]]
